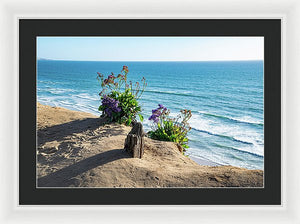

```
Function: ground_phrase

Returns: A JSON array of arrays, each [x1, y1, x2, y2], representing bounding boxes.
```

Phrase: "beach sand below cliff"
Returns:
[[37, 103, 263, 188]]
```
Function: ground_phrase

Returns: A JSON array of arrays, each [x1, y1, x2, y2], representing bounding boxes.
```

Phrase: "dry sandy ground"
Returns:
[[37, 103, 263, 188]]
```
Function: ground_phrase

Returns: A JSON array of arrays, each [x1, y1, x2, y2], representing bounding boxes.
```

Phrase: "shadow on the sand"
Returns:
[[38, 149, 130, 187], [37, 118, 127, 146]]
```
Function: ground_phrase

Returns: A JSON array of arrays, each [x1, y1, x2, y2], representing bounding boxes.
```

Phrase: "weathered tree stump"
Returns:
[[124, 122, 145, 158]]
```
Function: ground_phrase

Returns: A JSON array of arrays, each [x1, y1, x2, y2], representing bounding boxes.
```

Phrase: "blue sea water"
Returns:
[[37, 60, 264, 170]]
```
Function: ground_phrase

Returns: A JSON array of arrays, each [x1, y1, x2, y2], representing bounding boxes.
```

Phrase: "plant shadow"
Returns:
[[38, 148, 130, 187], [37, 117, 127, 146]]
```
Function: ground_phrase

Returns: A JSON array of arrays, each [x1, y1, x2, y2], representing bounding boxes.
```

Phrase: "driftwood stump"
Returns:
[[124, 122, 145, 158]]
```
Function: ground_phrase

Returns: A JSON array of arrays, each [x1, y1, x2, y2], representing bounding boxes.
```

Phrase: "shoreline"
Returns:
[[37, 98, 264, 170], [38, 101, 221, 167], [189, 156, 220, 167], [37, 102, 263, 187]]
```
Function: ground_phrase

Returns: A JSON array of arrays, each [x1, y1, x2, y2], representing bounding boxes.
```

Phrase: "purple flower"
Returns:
[[101, 95, 121, 117], [148, 114, 159, 123], [148, 104, 167, 123], [152, 109, 161, 115]]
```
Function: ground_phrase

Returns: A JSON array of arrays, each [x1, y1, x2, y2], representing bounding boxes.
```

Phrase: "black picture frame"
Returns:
[[19, 19, 281, 205]]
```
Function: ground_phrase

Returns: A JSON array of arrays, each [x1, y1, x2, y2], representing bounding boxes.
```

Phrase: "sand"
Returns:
[[37, 103, 263, 188]]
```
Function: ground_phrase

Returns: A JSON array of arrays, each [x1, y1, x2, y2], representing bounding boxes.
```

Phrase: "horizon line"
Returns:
[[37, 58, 263, 62]]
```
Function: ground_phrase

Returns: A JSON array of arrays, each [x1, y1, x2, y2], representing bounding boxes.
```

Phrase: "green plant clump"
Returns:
[[97, 66, 146, 125], [148, 104, 192, 153]]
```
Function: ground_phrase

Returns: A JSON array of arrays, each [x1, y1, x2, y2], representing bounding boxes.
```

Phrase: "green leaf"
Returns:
[[182, 144, 189, 149], [138, 114, 144, 122], [98, 105, 105, 111], [126, 118, 132, 126]]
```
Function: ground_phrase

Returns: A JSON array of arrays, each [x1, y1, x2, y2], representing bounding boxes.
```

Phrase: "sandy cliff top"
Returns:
[[37, 103, 263, 188]]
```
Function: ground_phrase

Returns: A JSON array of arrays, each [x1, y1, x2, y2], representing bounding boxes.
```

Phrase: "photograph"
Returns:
[[36, 36, 264, 188]]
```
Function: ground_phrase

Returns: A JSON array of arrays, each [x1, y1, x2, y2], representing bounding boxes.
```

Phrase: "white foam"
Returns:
[[189, 113, 264, 156], [197, 110, 263, 125], [233, 115, 263, 125], [76, 93, 99, 101], [45, 87, 75, 95]]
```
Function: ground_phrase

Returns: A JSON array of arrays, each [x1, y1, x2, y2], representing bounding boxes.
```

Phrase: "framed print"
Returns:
[[5, 0, 300, 222], [19, 19, 281, 205]]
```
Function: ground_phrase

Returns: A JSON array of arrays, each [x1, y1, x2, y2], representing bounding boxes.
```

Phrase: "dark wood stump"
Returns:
[[124, 122, 145, 158]]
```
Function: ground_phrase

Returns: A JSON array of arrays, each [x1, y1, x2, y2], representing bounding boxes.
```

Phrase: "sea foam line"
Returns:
[[211, 143, 264, 158], [191, 128, 253, 145], [197, 111, 263, 126]]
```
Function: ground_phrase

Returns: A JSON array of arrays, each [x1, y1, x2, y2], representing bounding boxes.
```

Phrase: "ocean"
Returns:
[[37, 60, 264, 170]]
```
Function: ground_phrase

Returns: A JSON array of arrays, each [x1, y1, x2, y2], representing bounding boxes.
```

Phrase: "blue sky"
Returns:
[[37, 37, 263, 61]]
